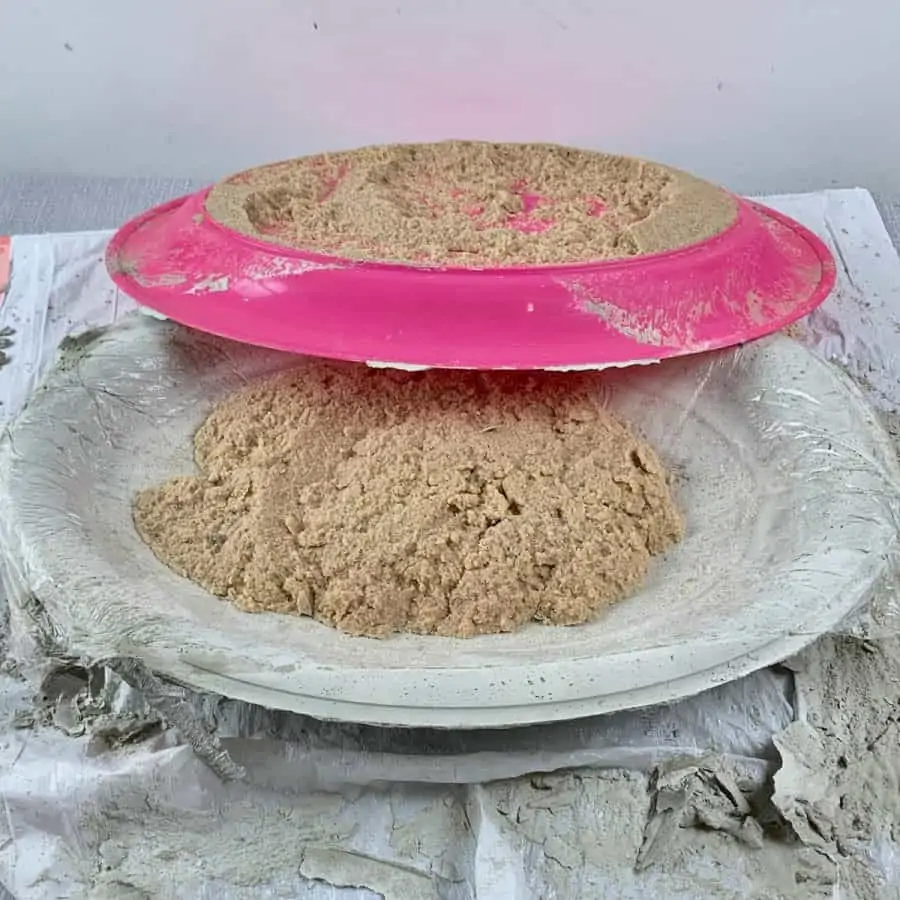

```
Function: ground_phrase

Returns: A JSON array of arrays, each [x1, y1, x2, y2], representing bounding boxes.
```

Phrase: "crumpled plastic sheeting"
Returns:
[[1, 189, 900, 898]]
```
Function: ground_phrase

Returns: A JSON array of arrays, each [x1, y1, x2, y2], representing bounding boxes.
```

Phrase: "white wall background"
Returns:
[[1, 0, 897, 195]]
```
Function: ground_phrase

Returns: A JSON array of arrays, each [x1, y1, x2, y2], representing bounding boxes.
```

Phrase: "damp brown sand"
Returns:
[[205, 141, 737, 267], [133, 362, 684, 639]]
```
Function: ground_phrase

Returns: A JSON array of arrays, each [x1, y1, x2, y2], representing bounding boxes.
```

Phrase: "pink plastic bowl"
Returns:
[[106, 188, 835, 370]]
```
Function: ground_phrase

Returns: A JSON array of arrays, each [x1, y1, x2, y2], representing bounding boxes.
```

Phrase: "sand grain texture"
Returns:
[[133, 363, 684, 637], [205, 140, 737, 266]]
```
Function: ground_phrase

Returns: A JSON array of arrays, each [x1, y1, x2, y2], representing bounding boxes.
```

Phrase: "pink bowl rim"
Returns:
[[109, 187, 837, 291], [109, 189, 837, 308], [105, 191, 838, 369]]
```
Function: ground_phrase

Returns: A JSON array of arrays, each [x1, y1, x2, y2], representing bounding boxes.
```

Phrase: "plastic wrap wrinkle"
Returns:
[[2, 189, 900, 898]]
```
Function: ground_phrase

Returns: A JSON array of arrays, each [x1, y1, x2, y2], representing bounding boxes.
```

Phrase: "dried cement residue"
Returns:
[[205, 141, 738, 266], [133, 362, 683, 638], [20, 656, 899, 900], [300, 848, 441, 899], [0, 326, 13, 370], [9, 591, 900, 899], [769, 636, 900, 898], [476, 767, 841, 899]]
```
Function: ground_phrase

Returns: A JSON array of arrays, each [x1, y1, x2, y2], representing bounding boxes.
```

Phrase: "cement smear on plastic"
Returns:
[[0, 632, 893, 899]]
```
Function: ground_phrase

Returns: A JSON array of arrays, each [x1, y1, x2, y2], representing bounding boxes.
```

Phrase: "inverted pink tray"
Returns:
[[106, 188, 835, 370]]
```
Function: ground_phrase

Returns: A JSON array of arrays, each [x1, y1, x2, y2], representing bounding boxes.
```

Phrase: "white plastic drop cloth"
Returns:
[[0, 189, 899, 899]]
